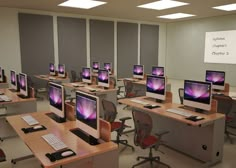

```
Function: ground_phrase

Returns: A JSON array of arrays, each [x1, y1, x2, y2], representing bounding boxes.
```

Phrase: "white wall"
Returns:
[[0, 7, 167, 81]]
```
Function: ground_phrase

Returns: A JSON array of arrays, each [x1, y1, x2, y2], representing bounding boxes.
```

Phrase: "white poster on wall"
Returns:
[[204, 30, 236, 64]]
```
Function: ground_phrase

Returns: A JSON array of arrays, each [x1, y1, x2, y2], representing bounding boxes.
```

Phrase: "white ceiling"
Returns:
[[1, 0, 236, 23]]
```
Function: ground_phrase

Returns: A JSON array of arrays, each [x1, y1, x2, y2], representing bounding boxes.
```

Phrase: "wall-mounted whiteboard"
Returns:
[[204, 30, 236, 64]]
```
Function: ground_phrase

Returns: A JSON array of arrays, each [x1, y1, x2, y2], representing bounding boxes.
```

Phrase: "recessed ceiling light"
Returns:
[[158, 13, 195, 19], [58, 0, 107, 9], [137, 0, 189, 10], [213, 3, 236, 11]]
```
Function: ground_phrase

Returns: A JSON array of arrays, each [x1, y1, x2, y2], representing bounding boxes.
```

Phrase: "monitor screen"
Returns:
[[49, 82, 65, 119], [205, 70, 225, 90], [98, 69, 109, 88], [0, 67, 2, 82], [146, 75, 166, 101], [184, 80, 212, 111], [58, 64, 65, 77], [133, 65, 144, 79], [152, 66, 164, 76], [10, 70, 17, 90], [19, 73, 28, 97], [75, 91, 100, 139], [49, 63, 55, 75], [92, 62, 100, 72], [82, 67, 91, 84], [104, 63, 112, 74]]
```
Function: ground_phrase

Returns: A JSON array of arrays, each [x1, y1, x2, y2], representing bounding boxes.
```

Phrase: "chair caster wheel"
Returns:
[[11, 160, 16, 164]]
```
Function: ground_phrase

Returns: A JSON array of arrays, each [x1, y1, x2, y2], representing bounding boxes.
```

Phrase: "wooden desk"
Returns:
[[119, 96, 225, 166], [0, 82, 8, 89], [63, 83, 117, 117], [35, 75, 70, 83], [6, 111, 118, 168]]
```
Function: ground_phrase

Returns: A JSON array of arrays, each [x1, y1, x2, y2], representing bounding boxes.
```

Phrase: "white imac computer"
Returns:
[[10, 70, 19, 92], [152, 66, 165, 77], [49, 63, 56, 76], [104, 62, 112, 74], [183, 80, 212, 112], [18, 73, 29, 98], [0, 67, 3, 82], [82, 67, 92, 84], [58, 64, 66, 78], [70, 90, 100, 145], [92, 62, 100, 73], [133, 65, 144, 79], [205, 70, 225, 91], [98, 69, 109, 88], [146, 75, 166, 102], [48, 82, 66, 123]]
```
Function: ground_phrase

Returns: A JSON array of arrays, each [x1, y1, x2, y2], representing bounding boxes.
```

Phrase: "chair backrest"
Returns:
[[102, 99, 118, 123], [132, 110, 152, 147], [213, 95, 233, 115], [109, 76, 116, 89], [178, 88, 184, 104], [123, 79, 134, 98], [71, 70, 77, 82]]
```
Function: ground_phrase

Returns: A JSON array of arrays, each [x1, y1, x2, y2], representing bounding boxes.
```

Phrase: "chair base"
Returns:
[[113, 139, 135, 151], [132, 156, 170, 168], [225, 131, 236, 144]]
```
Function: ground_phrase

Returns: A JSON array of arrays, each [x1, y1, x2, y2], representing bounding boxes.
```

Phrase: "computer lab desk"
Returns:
[[63, 82, 117, 117], [0, 82, 8, 89], [35, 75, 70, 83], [119, 96, 225, 167], [6, 111, 118, 168]]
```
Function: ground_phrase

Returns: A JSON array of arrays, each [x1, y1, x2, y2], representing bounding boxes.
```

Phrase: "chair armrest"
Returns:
[[119, 117, 132, 122], [155, 130, 169, 137]]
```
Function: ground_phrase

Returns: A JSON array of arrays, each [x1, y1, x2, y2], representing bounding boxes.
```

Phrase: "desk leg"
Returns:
[[11, 154, 34, 164]]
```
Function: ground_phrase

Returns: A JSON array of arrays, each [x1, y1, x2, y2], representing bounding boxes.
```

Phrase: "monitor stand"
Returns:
[[46, 112, 66, 123], [8, 88, 18, 92], [70, 128, 99, 146]]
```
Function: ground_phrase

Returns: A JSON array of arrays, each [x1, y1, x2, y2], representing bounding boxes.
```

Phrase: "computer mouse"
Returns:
[[61, 151, 74, 157], [196, 116, 203, 120], [33, 125, 43, 129]]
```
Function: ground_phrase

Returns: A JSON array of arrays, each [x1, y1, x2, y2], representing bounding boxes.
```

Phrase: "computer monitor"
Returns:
[[49, 63, 56, 76], [19, 73, 28, 97], [58, 64, 66, 78], [82, 67, 92, 84], [75, 90, 100, 140], [10, 70, 19, 91], [92, 62, 100, 73], [48, 82, 65, 122], [133, 65, 144, 79], [152, 66, 164, 76], [205, 70, 225, 91], [146, 75, 166, 102], [104, 62, 112, 74], [98, 69, 109, 88], [183, 80, 212, 112], [0, 67, 3, 82]]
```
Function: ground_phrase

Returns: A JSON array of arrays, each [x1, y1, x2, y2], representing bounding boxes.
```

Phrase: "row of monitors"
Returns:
[[49, 82, 100, 140]]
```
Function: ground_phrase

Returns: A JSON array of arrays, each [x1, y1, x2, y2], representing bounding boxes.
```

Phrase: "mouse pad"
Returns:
[[46, 149, 76, 162], [21, 125, 46, 134], [185, 116, 204, 122]]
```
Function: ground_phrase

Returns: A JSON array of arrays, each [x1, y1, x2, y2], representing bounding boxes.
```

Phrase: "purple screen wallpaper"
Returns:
[[49, 85, 63, 110], [98, 70, 109, 83], [104, 63, 111, 71], [152, 67, 164, 76], [184, 81, 211, 104], [76, 94, 97, 129], [133, 65, 143, 75], [206, 71, 225, 85], [58, 65, 65, 74], [146, 77, 165, 95], [19, 75, 26, 90], [93, 62, 99, 69], [49, 64, 55, 72], [11, 71, 16, 85], [82, 68, 91, 79]]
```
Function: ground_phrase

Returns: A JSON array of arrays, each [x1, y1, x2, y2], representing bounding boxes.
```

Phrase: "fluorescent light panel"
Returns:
[[137, 0, 189, 10], [58, 0, 107, 9], [213, 3, 236, 11], [158, 13, 195, 19]]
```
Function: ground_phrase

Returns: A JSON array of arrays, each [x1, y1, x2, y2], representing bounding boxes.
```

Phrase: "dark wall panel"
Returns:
[[57, 17, 86, 79], [140, 24, 159, 74], [90, 20, 114, 70], [117, 22, 138, 78]]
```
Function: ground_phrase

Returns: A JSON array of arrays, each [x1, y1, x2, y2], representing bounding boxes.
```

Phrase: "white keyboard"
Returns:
[[71, 83, 79, 87], [84, 86, 97, 91], [21, 115, 39, 126], [49, 77, 56, 80], [166, 108, 192, 117], [0, 95, 11, 102], [130, 99, 149, 105], [42, 133, 67, 151]]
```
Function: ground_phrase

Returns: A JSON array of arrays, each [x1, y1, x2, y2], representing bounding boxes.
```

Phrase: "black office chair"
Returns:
[[0, 148, 6, 162], [70, 70, 81, 82], [178, 88, 184, 104]]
